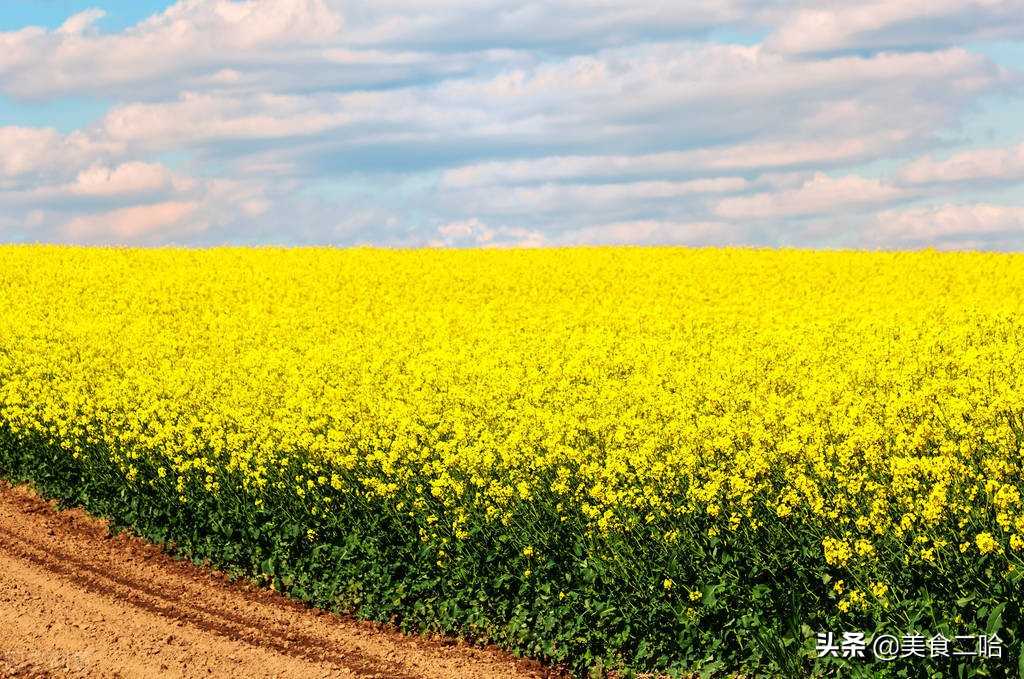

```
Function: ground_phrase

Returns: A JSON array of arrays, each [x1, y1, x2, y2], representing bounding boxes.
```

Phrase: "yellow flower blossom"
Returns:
[[976, 532, 999, 555], [1, 245, 1023, 651]]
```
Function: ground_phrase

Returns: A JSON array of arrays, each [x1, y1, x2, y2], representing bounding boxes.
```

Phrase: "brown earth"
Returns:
[[0, 482, 563, 679]]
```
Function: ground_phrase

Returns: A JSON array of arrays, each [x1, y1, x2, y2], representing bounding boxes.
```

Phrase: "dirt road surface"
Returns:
[[0, 482, 560, 678]]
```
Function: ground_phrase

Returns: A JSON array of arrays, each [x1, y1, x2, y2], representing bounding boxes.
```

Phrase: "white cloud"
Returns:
[[77, 43, 1003, 181], [430, 219, 546, 247], [437, 218, 488, 241], [0, 151, 273, 246], [0, 127, 65, 179], [0, 1, 1022, 248], [866, 203, 1024, 248], [714, 173, 909, 219], [0, 0, 769, 101], [899, 142, 1024, 186], [57, 9, 107, 36], [98, 92, 356, 148], [332, 0, 753, 50], [1, 162, 193, 209], [66, 162, 186, 197], [429, 217, 742, 248], [0, 0, 343, 98], [448, 178, 748, 216], [0, 126, 123, 189], [554, 220, 741, 246], [441, 136, 909, 188], [767, 0, 1024, 55], [60, 201, 202, 242]]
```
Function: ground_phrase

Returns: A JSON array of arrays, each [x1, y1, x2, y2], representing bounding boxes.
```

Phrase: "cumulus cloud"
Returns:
[[447, 178, 749, 217], [57, 9, 107, 36], [0, 127, 66, 180], [60, 201, 202, 242], [766, 0, 1024, 55], [0, 126, 120, 184], [77, 43, 1004, 189], [430, 219, 546, 247], [1, 162, 193, 213], [899, 143, 1024, 186], [553, 220, 742, 246], [66, 162, 187, 197], [714, 173, 910, 220], [334, 0, 755, 51], [865, 204, 1024, 249], [0, 1, 767, 101], [426, 217, 740, 247], [440, 136, 910, 188], [0, 0, 343, 98], [2, 151, 271, 245], [0, 0, 1022, 248]]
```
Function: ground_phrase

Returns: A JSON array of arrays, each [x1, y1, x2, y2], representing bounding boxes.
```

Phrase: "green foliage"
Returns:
[[1, 427, 1019, 677]]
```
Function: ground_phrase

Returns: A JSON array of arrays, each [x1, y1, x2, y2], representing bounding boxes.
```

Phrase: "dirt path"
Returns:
[[0, 483, 560, 679]]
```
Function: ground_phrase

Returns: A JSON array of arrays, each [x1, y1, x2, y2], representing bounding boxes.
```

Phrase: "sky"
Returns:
[[2, 1, 1024, 248]]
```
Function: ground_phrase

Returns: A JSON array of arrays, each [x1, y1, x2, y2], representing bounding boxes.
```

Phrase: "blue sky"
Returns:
[[2, 1, 1024, 248], [0, 1, 171, 31]]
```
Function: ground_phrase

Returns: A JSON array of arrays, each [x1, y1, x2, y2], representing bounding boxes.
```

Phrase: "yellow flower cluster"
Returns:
[[1, 245, 1023, 614]]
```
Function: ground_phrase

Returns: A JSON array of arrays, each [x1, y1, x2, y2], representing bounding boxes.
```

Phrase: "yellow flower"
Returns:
[[976, 532, 999, 555], [839, 589, 867, 613], [854, 539, 875, 558], [3, 244, 1024, 648], [822, 538, 852, 567]]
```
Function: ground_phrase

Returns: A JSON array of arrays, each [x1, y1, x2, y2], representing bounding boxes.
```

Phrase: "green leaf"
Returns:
[[985, 602, 1006, 636]]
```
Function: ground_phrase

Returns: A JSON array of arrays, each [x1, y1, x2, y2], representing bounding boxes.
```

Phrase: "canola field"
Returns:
[[1, 245, 1022, 675]]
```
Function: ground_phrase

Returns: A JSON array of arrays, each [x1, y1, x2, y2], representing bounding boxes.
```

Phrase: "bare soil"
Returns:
[[0, 482, 562, 678]]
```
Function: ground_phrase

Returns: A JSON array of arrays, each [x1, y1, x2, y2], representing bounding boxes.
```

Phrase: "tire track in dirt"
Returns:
[[0, 524, 409, 676], [0, 482, 562, 679]]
